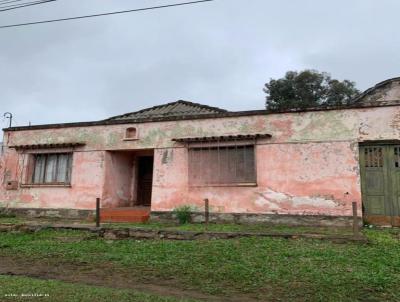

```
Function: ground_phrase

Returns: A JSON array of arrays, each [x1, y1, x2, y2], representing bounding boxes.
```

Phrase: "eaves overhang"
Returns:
[[8, 142, 85, 150], [172, 134, 272, 143]]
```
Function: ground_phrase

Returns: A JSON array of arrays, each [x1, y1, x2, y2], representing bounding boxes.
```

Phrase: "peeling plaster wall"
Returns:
[[4, 106, 400, 149], [152, 148, 188, 211], [1, 104, 399, 215], [102, 152, 136, 208], [153, 142, 360, 216], [0, 150, 104, 209]]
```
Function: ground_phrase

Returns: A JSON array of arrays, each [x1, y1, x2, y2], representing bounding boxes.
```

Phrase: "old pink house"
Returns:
[[1, 78, 400, 226]]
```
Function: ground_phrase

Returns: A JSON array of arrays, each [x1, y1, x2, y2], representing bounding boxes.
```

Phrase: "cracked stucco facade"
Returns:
[[1, 79, 400, 219]]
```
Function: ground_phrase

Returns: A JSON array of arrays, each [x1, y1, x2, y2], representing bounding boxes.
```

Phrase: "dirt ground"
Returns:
[[0, 255, 259, 302]]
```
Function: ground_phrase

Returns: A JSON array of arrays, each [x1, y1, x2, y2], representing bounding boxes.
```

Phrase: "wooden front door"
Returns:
[[360, 145, 400, 226], [137, 156, 154, 206]]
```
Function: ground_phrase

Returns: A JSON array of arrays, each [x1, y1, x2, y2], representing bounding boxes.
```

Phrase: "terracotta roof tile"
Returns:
[[106, 100, 227, 121]]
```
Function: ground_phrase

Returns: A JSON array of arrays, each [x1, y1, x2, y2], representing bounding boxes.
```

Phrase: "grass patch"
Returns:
[[103, 221, 355, 235], [0, 208, 16, 219], [0, 275, 191, 302], [0, 216, 355, 236], [0, 228, 399, 300], [0, 217, 25, 224]]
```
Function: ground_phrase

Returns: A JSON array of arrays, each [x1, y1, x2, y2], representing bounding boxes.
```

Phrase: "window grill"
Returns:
[[364, 147, 383, 168], [188, 143, 256, 186]]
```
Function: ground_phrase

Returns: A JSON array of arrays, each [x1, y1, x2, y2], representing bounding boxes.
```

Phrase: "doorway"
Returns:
[[136, 156, 154, 206], [360, 144, 400, 226]]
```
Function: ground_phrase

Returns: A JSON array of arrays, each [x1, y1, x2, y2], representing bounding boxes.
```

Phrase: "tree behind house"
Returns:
[[263, 70, 360, 111]]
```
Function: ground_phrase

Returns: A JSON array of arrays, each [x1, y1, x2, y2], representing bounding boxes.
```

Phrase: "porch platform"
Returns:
[[100, 207, 150, 223]]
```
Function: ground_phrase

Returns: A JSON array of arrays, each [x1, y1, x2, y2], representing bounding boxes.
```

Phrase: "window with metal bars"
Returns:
[[31, 153, 72, 184], [364, 147, 383, 168], [188, 145, 256, 186]]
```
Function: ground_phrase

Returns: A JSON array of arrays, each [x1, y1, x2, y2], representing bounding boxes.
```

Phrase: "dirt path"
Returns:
[[0, 255, 260, 302]]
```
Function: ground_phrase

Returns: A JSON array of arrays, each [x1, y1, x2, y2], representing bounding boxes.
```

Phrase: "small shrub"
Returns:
[[0, 206, 16, 218], [172, 205, 192, 224]]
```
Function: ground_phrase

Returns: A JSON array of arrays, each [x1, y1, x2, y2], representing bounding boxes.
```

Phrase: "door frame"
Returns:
[[359, 141, 400, 226], [136, 155, 154, 207]]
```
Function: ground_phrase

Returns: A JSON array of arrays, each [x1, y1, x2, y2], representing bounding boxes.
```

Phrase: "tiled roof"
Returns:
[[106, 100, 227, 121]]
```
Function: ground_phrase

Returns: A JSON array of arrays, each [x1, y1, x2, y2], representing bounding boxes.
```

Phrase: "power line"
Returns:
[[0, 0, 49, 7], [0, 0, 30, 4], [0, 0, 214, 29], [0, 0, 55, 12]]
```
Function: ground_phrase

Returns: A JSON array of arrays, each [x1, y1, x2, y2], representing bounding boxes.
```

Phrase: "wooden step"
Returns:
[[101, 215, 149, 223], [100, 208, 150, 223], [100, 210, 149, 217]]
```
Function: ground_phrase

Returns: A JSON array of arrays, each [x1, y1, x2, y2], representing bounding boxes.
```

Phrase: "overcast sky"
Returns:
[[0, 0, 399, 127]]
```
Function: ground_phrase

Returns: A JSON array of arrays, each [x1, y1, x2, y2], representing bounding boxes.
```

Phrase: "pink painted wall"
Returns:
[[0, 149, 104, 209], [152, 148, 189, 211], [0, 103, 399, 216], [152, 142, 360, 216], [102, 151, 136, 208]]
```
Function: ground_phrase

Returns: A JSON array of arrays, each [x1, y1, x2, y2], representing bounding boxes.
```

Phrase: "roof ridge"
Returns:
[[173, 100, 228, 112], [105, 100, 227, 121]]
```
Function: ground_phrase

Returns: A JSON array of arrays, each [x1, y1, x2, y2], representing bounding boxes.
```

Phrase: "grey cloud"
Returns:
[[0, 0, 399, 128]]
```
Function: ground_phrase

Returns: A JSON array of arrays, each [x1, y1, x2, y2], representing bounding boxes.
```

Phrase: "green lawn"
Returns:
[[0, 216, 357, 235], [0, 275, 191, 302], [0, 217, 24, 224], [103, 221, 355, 235], [0, 228, 399, 301]]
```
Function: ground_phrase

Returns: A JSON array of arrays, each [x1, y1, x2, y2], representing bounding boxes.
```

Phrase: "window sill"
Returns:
[[122, 138, 139, 141], [189, 183, 258, 188], [20, 183, 72, 188]]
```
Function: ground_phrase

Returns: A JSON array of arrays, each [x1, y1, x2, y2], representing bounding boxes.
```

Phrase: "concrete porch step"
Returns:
[[100, 207, 150, 223]]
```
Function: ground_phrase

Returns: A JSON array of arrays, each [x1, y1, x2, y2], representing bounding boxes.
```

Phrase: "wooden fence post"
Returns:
[[204, 198, 209, 226], [96, 198, 100, 228], [352, 201, 359, 237]]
